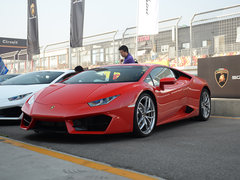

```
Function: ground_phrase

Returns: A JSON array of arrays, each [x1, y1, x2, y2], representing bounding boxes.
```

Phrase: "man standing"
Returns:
[[119, 45, 135, 64]]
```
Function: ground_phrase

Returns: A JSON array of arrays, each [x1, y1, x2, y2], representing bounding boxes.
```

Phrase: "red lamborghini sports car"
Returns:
[[21, 64, 211, 137]]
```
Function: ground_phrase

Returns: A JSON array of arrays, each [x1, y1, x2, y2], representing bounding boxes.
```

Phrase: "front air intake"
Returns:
[[73, 115, 112, 131], [34, 121, 67, 132], [22, 114, 32, 127]]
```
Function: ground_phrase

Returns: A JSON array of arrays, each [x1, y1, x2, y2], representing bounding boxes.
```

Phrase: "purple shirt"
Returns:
[[123, 53, 135, 64]]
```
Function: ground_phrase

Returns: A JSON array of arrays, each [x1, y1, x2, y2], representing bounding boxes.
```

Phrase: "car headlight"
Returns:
[[8, 93, 32, 101], [28, 95, 35, 105], [88, 95, 119, 107]]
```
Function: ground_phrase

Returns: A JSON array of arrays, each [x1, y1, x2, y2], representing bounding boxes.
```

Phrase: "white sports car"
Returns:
[[0, 70, 76, 120]]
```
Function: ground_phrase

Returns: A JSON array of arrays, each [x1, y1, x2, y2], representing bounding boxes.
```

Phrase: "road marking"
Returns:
[[211, 116, 240, 120], [0, 136, 160, 180]]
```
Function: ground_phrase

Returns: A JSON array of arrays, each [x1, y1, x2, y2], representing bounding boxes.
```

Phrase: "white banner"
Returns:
[[138, 0, 159, 35], [236, 26, 240, 42]]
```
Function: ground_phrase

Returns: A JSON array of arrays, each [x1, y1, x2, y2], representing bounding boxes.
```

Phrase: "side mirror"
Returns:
[[160, 77, 176, 84], [159, 77, 176, 90]]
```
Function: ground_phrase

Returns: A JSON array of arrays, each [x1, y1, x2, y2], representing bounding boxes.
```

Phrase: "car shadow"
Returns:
[[25, 132, 133, 144], [154, 118, 202, 133], [0, 120, 20, 126], [23, 118, 204, 144]]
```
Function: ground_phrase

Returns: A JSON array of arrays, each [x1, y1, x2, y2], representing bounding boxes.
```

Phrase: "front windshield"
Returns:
[[1, 71, 64, 85], [64, 66, 148, 84], [0, 75, 16, 82]]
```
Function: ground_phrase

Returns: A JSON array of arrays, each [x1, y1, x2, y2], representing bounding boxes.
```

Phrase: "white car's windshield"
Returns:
[[0, 74, 19, 82], [1, 71, 64, 85]]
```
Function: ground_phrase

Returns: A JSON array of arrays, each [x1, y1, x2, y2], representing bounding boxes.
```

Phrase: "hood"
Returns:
[[35, 82, 138, 105], [0, 84, 49, 100]]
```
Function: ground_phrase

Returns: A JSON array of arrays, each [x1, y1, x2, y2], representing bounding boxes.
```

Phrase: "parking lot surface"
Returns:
[[0, 116, 240, 180]]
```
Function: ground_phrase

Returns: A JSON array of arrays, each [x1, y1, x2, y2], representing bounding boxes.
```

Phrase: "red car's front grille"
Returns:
[[33, 121, 67, 133], [73, 115, 112, 131]]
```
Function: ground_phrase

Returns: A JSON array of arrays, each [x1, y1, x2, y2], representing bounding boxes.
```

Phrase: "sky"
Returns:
[[0, 0, 239, 46]]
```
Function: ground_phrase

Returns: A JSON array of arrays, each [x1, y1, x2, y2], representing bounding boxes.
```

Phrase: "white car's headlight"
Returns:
[[88, 95, 119, 107], [28, 95, 35, 105], [8, 93, 32, 101]]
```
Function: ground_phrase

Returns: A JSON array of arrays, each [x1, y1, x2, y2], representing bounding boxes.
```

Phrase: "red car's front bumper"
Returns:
[[20, 102, 135, 134]]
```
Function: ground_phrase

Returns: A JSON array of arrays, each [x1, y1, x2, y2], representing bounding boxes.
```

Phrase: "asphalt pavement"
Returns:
[[0, 140, 130, 180], [0, 117, 240, 180]]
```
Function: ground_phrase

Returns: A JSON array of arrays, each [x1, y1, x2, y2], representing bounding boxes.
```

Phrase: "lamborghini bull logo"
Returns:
[[215, 68, 229, 88], [50, 105, 55, 110], [30, 2, 35, 17]]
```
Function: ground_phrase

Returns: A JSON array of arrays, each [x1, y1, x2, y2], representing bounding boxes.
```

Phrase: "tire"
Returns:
[[133, 93, 157, 137], [196, 88, 211, 121]]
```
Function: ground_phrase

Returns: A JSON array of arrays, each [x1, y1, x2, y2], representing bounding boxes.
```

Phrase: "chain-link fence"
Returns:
[[1, 49, 33, 74], [122, 17, 182, 66], [153, 17, 182, 67], [75, 30, 119, 68], [2, 5, 240, 74], [17, 49, 30, 73], [31, 31, 119, 71], [1, 51, 20, 73], [190, 4, 240, 66]]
